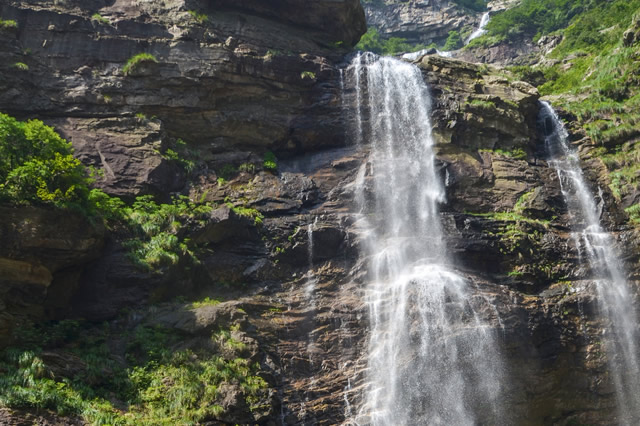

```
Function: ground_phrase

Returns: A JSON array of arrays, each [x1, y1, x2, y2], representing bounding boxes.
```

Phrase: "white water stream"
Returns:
[[540, 101, 640, 423], [348, 53, 504, 425], [466, 12, 490, 45]]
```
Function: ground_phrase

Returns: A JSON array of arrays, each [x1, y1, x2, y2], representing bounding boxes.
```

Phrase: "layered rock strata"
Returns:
[[0, 0, 638, 423]]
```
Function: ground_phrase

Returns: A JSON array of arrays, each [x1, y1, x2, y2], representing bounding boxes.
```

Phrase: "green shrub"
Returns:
[[191, 297, 221, 309], [188, 10, 208, 24], [443, 30, 463, 51], [225, 198, 264, 226], [162, 138, 196, 174], [479, 147, 527, 160], [0, 320, 268, 425], [355, 27, 435, 55], [13, 62, 28, 71], [0, 113, 91, 208], [122, 53, 158, 76], [0, 19, 17, 30], [485, 0, 589, 42], [625, 204, 640, 223], [90, 13, 109, 25], [117, 195, 213, 270], [467, 99, 496, 110], [263, 151, 277, 172], [300, 71, 316, 80], [452, 0, 488, 12]]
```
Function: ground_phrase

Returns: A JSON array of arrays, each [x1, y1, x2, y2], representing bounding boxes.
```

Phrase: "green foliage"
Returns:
[[118, 195, 213, 270], [444, 30, 463, 51], [452, 0, 488, 12], [226, 199, 264, 226], [0, 19, 17, 30], [0, 113, 91, 208], [469, 211, 549, 227], [506, 65, 547, 86], [0, 319, 268, 425], [188, 10, 208, 24], [485, 0, 599, 42], [355, 27, 435, 56], [13, 62, 28, 71], [525, 1, 640, 224], [162, 138, 196, 174], [191, 297, 221, 309], [625, 204, 640, 223], [263, 151, 278, 172], [238, 162, 257, 174], [219, 164, 237, 180], [467, 99, 496, 110], [514, 189, 536, 214], [91, 13, 109, 25], [598, 141, 640, 199], [122, 53, 158, 76], [479, 147, 527, 160], [300, 71, 316, 80]]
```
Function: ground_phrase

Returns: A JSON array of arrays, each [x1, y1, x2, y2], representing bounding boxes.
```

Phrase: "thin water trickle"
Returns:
[[346, 53, 505, 425], [540, 101, 640, 424], [466, 12, 490, 45], [306, 217, 318, 299]]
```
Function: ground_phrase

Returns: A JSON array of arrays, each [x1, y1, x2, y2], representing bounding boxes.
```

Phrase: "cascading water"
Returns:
[[466, 12, 490, 45], [540, 101, 640, 423], [348, 52, 505, 425]]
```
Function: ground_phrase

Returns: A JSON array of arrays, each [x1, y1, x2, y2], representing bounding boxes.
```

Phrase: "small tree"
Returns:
[[444, 30, 463, 51], [0, 113, 90, 206]]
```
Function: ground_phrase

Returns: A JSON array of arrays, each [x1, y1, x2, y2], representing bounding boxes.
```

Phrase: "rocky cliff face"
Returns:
[[363, 0, 478, 45], [0, 1, 638, 425]]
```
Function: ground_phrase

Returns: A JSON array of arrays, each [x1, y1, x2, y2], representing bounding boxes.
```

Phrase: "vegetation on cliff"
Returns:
[[470, 0, 640, 220], [0, 315, 268, 425], [0, 113, 91, 208], [355, 27, 435, 55], [0, 114, 217, 270], [452, 0, 487, 13]]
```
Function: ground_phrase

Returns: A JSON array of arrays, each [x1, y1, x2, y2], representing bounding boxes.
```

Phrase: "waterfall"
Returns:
[[466, 12, 490, 45], [348, 53, 505, 425], [540, 101, 640, 423], [306, 217, 318, 299], [401, 48, 452, 61]]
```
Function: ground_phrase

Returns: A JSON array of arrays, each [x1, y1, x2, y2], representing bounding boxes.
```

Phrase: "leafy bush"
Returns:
[[355, 27, 435, 55], [518, 0, 640, 224], [452, 0, 488, 12], [263, 151, 278, 172], [300, 71, 316, 80], [90, 13, 109, 24], [0, 320, 268, 425], [162, 138, 196, 174], [0, 113, 91, 208], [116, 195, 213, 270], [485, 0, 596, 42], [225, 198, 264, 226], [0, 19, 17, 30], [188, 10, 208, 24], [122, 53, 158, 75], [444, 30, 464, 51]]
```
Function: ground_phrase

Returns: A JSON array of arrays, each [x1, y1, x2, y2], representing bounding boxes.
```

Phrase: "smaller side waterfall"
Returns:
[[305, 217, 318, 299], [466, 12, 490, 44], [540, 101, 640, 424]]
